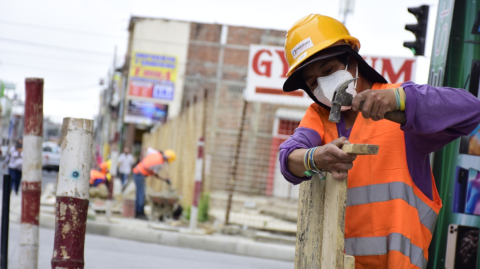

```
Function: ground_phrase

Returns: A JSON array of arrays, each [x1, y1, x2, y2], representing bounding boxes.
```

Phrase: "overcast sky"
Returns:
[[0, 0, 439, 124]]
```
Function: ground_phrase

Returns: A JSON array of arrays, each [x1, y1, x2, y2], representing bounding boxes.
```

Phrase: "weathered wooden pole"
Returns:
[[19, 78, 43, 269], [295, 144, 378, 269], [224, 100, 247, 225], [189, 137, 204, 231], [51, 118, 93, 269]]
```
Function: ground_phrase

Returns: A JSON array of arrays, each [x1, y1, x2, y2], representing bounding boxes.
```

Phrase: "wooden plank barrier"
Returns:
[[295, 144, 379, 269]]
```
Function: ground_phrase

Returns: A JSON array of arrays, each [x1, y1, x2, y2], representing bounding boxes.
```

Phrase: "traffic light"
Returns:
[[404, 5, 429, 56]]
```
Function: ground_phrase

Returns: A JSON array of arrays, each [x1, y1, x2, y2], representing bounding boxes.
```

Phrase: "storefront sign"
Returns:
[[245, 44, 417, 106], [124, 100, 168, 126]]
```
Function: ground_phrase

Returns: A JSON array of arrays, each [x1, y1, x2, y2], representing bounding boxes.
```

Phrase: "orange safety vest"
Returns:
[[90, 170, 106, 185], [133, 151, 164, 176], [299, 82, 442, 269], [99, 161, 108, 174]]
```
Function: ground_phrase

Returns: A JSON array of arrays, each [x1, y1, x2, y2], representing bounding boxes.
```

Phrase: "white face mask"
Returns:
[[313, 63, 358, 110]]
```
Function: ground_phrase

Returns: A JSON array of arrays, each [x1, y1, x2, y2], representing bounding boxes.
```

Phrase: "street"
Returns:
[[6, 224, 293, 269], [1, 171, 294, 269], [0, 169, 58, 191]]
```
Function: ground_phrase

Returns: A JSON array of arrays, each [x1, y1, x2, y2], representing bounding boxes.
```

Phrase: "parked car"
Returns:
[[42, 142, 61, 171]]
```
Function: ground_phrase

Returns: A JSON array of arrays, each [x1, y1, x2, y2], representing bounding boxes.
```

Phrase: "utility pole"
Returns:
[[19, 78, 43, 269], [339, 0, 355, 25]]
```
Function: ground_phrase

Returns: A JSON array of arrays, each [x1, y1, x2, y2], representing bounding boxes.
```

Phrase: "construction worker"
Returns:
[[90, 159, 111, 187], [90, 170, 106, 187], [279, 14, 480, 269], [132, 149, 176, 220]]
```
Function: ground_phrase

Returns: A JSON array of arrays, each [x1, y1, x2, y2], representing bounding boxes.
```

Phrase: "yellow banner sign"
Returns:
[[128, 52, 177, 101]]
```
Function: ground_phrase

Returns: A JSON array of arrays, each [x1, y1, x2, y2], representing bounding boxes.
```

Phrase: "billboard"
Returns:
[[124, 100, 168, 126], [244, 44, 417, 106], [128, 52, 177, 102]]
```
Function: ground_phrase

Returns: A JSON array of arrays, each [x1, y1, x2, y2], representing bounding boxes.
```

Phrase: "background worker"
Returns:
[[279, 14, 480, 269], [7, 140, 23, 195], [132, 149, 176, 220], [90, 159, 112, 188], [90, 170, 107, 187], [117, 147, 135, 186]]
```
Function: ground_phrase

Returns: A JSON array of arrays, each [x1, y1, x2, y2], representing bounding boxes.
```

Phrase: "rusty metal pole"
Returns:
[[1, 174, 11, 269], [51, 118, 93, 269], [19, 78, 43, 269], [224, 100, 247, 225]]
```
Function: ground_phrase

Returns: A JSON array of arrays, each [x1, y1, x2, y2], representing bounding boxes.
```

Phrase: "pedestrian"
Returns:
[[117, 147, 135, 185], [131, 149, 176, 220], [279, 14, 480, 269], [7, 140, 23, 195]]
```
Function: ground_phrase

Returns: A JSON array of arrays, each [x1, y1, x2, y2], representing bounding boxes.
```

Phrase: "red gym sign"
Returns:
[[244, 44, 416, 106]]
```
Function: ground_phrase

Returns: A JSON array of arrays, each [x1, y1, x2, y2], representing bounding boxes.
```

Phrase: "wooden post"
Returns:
[[224, 100, 247, 225], [189, 137, 204, 231], [107, 148, 118, 221], [19, 78, 43, 269], [295, 144, 379, 269], [51, 118, 94, 269]]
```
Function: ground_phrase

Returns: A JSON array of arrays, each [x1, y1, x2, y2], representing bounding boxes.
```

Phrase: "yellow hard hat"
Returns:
[[283, 14, 386, 96], [284, 14, 360, 78], [163, 149, 176, 163]]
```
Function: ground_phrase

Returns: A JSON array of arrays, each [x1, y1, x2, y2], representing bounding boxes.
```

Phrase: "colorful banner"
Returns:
[[124, 100, 168, 126], [128, 52, 177, 101]]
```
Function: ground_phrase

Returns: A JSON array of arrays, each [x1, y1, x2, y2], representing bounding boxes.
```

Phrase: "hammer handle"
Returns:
[[384, 110, 406, 125], [359, 101, 406, 125]]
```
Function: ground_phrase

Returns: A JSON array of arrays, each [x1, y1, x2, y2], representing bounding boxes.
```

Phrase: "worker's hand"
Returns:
[[315, 137, 357, 181], [351, 89, 397, 121], [165, 178, 171, 185]]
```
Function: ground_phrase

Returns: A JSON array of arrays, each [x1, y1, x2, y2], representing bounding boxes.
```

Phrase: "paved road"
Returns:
[[0, 171, 294, 269], [0, 169, 58, 192], [6, 223, 293, 269]]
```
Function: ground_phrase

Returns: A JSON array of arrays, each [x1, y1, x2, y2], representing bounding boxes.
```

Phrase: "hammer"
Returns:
[[328, 78, 406, 124]]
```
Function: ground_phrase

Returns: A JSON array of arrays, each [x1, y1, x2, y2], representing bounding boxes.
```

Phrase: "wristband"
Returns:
[[303, 147, 326, 179], [310, 147, 326, 180], [392, 88, 401, 110], [398, 87, 406, 111]]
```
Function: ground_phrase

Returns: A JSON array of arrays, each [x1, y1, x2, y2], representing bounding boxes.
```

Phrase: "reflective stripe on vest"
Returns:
[[298, 82, 442, 269], [347, 182, 438, 234], [345, 233, 427, 269]]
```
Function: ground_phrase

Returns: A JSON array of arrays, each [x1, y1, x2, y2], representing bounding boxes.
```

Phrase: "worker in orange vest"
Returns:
[[90, 160, 112, 188], [90, 170, 106, 187], [279, 14, 480, 269], [132, 149, 176, 219]]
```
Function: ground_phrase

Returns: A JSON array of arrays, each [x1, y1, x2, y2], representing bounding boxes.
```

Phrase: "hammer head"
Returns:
[[328, 77, 358, 123]]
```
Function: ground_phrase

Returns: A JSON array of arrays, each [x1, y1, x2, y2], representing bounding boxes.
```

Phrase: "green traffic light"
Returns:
[[410, 48, 416, 55]]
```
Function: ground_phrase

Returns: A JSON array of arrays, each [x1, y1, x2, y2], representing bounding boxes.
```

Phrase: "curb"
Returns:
[[36, 212, 295, 262]]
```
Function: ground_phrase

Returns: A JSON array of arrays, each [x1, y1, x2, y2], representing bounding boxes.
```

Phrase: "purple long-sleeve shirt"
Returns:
[[279, 81, 480, 200]]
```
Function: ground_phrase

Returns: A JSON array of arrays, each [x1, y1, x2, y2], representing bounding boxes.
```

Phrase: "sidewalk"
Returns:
[[5, 191, 295, 262]]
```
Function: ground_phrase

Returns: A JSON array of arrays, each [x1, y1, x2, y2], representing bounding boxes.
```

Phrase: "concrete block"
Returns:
[[342, 144, 379, 155]]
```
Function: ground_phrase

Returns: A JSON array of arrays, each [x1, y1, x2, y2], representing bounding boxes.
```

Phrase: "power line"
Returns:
[[0, 19, 194, 47], [0, 37, 113, 57], [0, 61, 103, 76], [0, 19, 128, 40], [46, 84, 101, 93], [0, 48, 113, 65]]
